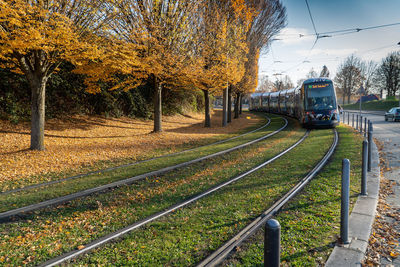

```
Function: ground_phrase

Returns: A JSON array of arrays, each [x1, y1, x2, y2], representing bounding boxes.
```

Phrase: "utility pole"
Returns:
[[359, 85, 365, 117]]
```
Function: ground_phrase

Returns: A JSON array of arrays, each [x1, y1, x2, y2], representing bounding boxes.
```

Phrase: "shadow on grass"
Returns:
[[280, 243, 334, 263], [280, 193, 359, 213]]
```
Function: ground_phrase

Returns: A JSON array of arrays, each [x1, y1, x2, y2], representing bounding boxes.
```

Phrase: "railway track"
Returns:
[[0, 116, 288, 222], [198, 129, 338, 267], [2, 115, 272, 195], [40, 125, 310, 266]]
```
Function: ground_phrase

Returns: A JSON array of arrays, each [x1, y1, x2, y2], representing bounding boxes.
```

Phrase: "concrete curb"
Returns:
[[325, 136, 381, 266]]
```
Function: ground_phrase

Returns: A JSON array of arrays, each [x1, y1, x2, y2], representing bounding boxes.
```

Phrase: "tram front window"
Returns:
[[305, 83, 336, 110]]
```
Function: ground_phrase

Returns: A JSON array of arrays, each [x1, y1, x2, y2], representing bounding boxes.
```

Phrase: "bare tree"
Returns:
[[306, 68, 318, 79], [272, 75, 292, 91], [360, 60, 378, 95], [281, 75, 293, 89], [272, 78, 283, 91], [257, 75, 274, 92], [334, 55, 364, 104], [374, 51, 400, 98], [319, 65, 330, 78]]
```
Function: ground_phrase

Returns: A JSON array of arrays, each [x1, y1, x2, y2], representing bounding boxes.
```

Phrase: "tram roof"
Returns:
[[303, 78, 333, 84]]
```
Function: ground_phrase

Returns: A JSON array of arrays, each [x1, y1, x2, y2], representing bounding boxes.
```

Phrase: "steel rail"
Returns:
[[197, 129, 338, 267], [0, 118, 288, 222], [39, 125, 308, 267], [2, 116, 272, 195]]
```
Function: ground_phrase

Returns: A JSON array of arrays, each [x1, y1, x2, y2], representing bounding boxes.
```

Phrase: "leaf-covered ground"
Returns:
[[0, 111, 262, 191], [364, 140, 400, 265], [0, 116, 295, 265]]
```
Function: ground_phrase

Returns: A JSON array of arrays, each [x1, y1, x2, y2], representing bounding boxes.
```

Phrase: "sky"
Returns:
[[258, 0, 400, 87]]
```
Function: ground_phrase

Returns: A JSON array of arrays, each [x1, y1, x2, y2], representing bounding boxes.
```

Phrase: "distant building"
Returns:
[[356, 94, 379, 103]]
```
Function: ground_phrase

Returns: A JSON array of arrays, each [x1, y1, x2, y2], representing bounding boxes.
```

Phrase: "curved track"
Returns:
[[2, 116, 272, 195], [40, 125, 309, 266], [0, 117, 288, 222], [197, 129, 338, 267]]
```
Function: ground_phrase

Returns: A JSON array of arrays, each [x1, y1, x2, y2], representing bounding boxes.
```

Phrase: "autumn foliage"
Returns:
[[0, 0, 286, 149]]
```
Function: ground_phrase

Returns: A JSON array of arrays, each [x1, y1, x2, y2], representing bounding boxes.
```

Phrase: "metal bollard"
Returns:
[[352, 114, 354, 127], [364, 118, 367, 137], [360, 116, 363, 133], [368, 122, 373, 171], [341, 159, 350, 244], [356, 115, 359, 130], [343, 111, 345, 124], [361, 140, 368, 195], [264, 219, 280, 267], [347, 112, 350, 125]]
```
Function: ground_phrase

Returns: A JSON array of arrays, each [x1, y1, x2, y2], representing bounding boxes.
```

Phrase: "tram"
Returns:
[[249, 78, 340, 127]]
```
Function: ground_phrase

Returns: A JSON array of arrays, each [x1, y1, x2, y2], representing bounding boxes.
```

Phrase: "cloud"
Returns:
[[274, 28, 315, 45]]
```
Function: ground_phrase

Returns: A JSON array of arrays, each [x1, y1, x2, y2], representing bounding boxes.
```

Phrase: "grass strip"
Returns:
[[225, 125, 363, 266], [2, 112, 266, 192], [343, 99, 397, 111], [64, 129, 334, 265], [0, 115, 279, 213], [0, 117, 305, 266]]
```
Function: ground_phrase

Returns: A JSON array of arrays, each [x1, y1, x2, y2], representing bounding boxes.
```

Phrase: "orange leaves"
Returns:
[[0, 111, 261, 191], [0, 0, 107, 77]]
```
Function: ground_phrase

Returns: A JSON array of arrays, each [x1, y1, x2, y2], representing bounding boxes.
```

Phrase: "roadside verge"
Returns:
[[326, 140, 381, 266]]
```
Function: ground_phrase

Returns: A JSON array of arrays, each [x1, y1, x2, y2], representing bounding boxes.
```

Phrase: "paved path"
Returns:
[[365, 113, 400, 266], [328, 111, 400, 266]]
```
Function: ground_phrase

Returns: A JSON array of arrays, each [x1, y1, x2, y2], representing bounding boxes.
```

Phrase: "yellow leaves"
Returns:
[[390, 251, 399, 258], [0, 111, 261, 191], [77, 245, 85, 250], [0, 0, 104, 74]]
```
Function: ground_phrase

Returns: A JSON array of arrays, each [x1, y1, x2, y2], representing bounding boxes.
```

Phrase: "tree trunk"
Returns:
[[222, 86, 228, 126], [203, 89, 211, 127], [153, 76, 162, 132], [342, 93, 345, 105], [239, 94, 242, 114], [227, 86, 232, 123], [234, 92, 240, 119], [30, 77, 47, 151]]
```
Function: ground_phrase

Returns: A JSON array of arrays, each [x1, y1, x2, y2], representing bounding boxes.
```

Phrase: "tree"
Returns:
[[257, 75, 274, 92], [235, 0, 286, 116], [194, 0, 254, 126], [272, 77, 283, 91], [306, 68, 318, 79], [105, 0, 201, 132], [0, 0, 110, 150], [360, 60, 378, 95], [374, 52, 400, 98], [334, 55, 364, 104], [281, 75, 293, 89], [319, 65, 330, 77]]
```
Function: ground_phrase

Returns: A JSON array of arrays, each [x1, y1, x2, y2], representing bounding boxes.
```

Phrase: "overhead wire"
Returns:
[[276, 21, 400, 40], [262, 2, 400, 77], [281, 0, 319, 74]]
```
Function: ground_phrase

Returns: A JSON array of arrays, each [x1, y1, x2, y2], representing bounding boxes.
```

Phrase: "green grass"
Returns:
[[343, 99, 399, 111], [67, 129, 334, 265], [224, 125, 363, 266], [0, 115, 283, 213], [2, 111, 269, 192], [0, 116, 307, 266]]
